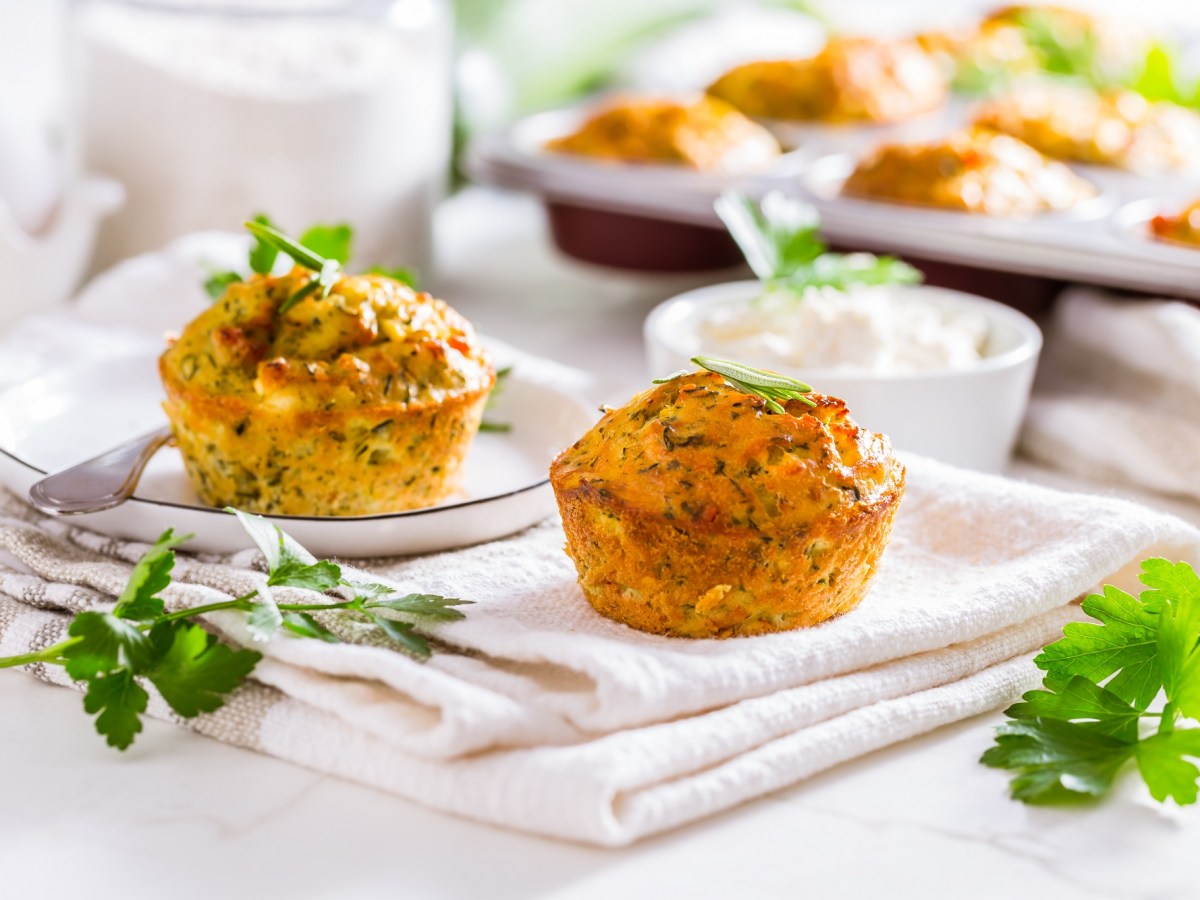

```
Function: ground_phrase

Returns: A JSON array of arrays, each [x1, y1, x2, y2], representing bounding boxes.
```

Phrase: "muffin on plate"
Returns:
[[1150, 199, 1200, 248], [160, 270, 494, 516], [706, 36, 946, 124], [550, 368, 904, 638], [842, 126, 1097, 215], [973, 84, 1200, 173], [544, 96, 781, 173]]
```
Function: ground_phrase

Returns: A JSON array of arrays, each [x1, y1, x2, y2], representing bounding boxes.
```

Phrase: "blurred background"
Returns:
[[3, 0, 1200, 320]]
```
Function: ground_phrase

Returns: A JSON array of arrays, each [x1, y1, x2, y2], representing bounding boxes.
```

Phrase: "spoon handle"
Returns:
[[28, 426, 173, 516]]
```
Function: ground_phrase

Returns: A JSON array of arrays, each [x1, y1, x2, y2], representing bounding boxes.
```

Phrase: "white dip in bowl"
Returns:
[[644, 281, 1042, 473]]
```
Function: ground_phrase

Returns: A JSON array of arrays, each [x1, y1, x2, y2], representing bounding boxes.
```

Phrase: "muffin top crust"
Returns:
[[544, 96, 781, 173], [161, 270, 494, 413], [551, 371, 903, 532], [706, 36, 946, 123]]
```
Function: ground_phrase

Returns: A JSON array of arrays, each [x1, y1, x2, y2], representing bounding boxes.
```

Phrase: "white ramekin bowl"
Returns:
[[643, 281, 1043, 473]]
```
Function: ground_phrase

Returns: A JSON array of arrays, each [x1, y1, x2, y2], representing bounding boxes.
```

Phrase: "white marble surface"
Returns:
[[1, 189, 1197, 899]]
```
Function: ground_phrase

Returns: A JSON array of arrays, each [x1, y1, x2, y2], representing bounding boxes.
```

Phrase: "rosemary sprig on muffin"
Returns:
[[654, 356, 816, 414]]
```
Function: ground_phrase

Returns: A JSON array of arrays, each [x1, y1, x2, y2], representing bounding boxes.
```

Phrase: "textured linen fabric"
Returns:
[[1022, 288, 1200, 502], [1, 455, 1198, 845]]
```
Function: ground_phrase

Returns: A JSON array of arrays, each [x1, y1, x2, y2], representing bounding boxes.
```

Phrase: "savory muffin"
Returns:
[[920, 5, 1150, 88], [706, 36, 946, 124], [973, 85, 1200, 173], [544, 96, 781, 173], [842, 126, 1097, 215], [1150, 199, 1200, 248], [160, 269, 494, 516], [550, 371, 904, 638]]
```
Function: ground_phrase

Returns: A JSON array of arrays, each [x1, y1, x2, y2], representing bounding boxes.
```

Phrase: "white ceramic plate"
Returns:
[[0, 354, 597, 557]]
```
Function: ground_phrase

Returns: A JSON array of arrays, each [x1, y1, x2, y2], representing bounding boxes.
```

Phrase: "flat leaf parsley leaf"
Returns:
[[983, 558, 1200, 806]]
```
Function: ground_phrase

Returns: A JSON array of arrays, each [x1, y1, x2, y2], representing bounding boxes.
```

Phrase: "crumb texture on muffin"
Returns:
[[544, 96, 780, 173], [707, 37, 946, 124], [160, 270, 494, 516], [550, 372, 905, 638]]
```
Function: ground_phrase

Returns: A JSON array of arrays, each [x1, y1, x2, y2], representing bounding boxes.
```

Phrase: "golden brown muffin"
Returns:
[[842, 126, 1097, 215], [544, 96, 780, 173], [1150, 199, 1200, 248], [973, 84, 1200, 172], [920, 5, 1151, 87], [550, 371, 905, 638], [160, 269, 494, 516], [706, 36, 946, 124]]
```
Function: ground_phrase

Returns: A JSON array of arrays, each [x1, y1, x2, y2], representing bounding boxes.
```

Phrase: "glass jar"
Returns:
[[75, 0, 452, 274]]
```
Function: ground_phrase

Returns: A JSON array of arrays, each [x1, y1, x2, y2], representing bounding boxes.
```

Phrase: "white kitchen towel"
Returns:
[[2, 454, 1199, 845], [1021, 287, 1200, 502]]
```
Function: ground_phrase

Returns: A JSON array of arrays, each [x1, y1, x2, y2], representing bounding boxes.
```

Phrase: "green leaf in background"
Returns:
[[203, 270, 243, 300], [366, 266, 420, 288], [299, 223, 354, 264], [714, 190, 922, 293], [247, 213, 280, 275]]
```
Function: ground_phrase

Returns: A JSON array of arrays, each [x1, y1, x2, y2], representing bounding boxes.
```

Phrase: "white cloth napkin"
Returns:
[[1021, 287, 1200, 503]]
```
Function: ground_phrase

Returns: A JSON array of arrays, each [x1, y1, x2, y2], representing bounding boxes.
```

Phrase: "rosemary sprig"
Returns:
[[654, 355, 816, 415], [243, 220, 343, 314]]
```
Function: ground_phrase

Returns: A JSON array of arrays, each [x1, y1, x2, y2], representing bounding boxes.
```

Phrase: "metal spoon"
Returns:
[[28, 426, 173, 515]]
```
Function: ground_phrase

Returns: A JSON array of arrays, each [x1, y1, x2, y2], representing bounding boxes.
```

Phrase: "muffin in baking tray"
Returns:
[[550, 369, 905, 638], [842, 126, 1097, 215], [544, 96, 781, 173], [706, 36, 946, 124], [1150, 199, 1200, 248], [973, 85, 1200, 174], [920, 5, 1151, 87], [160, 270, 494, 516]]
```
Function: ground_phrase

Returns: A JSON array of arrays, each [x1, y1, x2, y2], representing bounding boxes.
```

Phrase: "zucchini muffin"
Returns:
[[160, 269, 494, 516], [550, 371, 905, 638], [706, 36, 946, 124], [1150, 199, 1200, 248], [842, 126, 1097, 215], [544, 96, 781, 173], [973, 84, 1200, 173]]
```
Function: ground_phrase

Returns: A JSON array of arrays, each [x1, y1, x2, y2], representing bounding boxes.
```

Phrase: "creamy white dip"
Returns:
[[697, 284, 988, 374]]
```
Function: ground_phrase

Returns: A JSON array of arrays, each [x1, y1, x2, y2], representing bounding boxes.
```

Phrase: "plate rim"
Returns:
[[0, 355, 575, 524]]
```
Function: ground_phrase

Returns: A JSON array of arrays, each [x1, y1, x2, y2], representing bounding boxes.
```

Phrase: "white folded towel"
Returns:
[[2, 452, 1197, 846], [1022, 287, 1200, 503]]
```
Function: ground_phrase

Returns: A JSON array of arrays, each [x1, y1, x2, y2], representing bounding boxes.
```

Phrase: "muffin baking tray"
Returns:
[[466, 101, 1200, 297]]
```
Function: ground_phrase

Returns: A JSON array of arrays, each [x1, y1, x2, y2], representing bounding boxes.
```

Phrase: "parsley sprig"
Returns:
[[714, 190, 921, 295], [654, 355, 816, 415], [0, 512, 469, 750], [983, 558, 1200, 805]]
